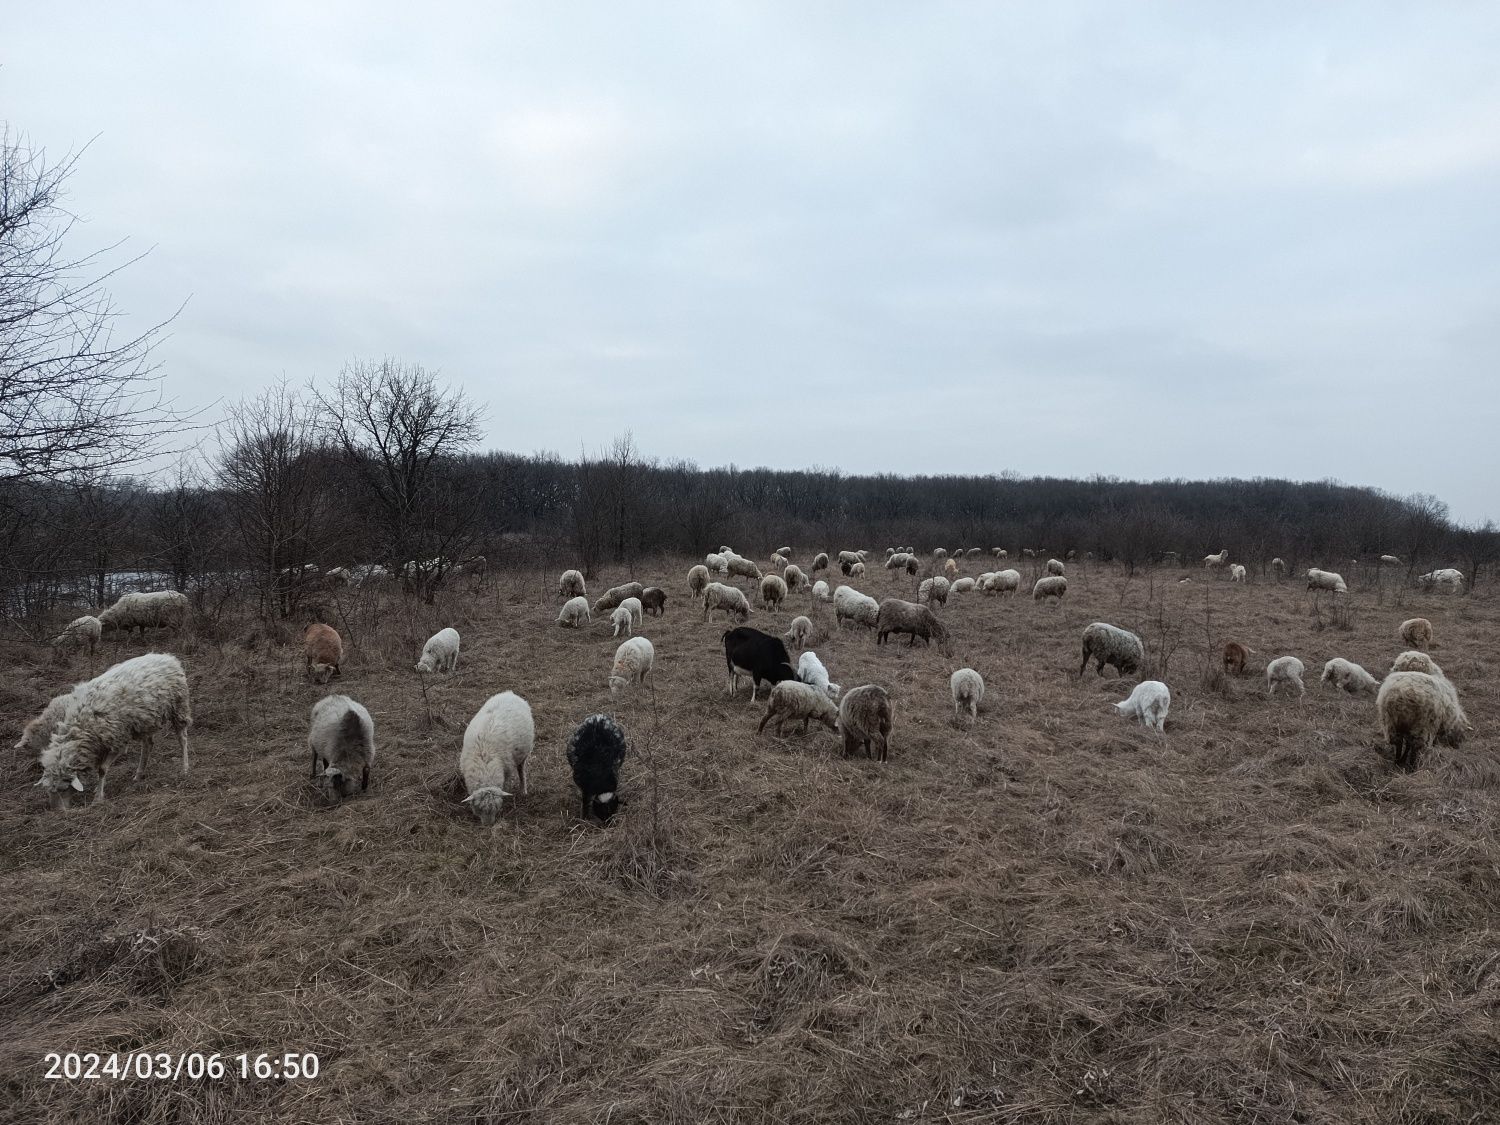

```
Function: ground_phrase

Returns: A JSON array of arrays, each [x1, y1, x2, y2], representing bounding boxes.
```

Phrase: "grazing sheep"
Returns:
[[840, 559, 854, 576], [993, 548, 1007, 559], [1388, 652, 1469, 743], [725, 555, 762, 582], [785, 615, 815, 651], [703, 581, 753, 622], [966, 548, 981, 559], [706, 553, 729, 577], [687, 564, 710, 600], [838, 550, 863, 568], [1112, 680, 1170, 733], [984, 569, 1022, 596], [1045, 558, 1065, 577], [97, 590, 189, 636], [943, 558, 958, 579], [770, 552, 787, 570], [1391, 650, 1440, 675], [308, 694, 375, 802], [1270, 557, 1286, 578], [1223, 641, 1254, 675], [917, 576, 951, 607], [1416, 568, 1465, 594], [557, 595, 591, 628], [567, 713, 628, 823], [323, 566, 352, 588], [303, 623, 343, 683], [460, 691, 533, 825], [619, 596, 644, 626], [36, 653, 191, 810], [1378, 672, 1467, 771], [1022, 549, 1036, 559], [610, 605, 634, 637], [594, 582, 645, 614], [1380, 554, 1402, 566], [609, 637, 655, 695], [1204, 549, 1229, 570], [796, 650, 840, 699], [812, 580, 832, 603], [1399, 618, 1433, 649], [775, 546, 793, 558], [838, 684, 893, 762], [950, 668, 983, 722], [415, 627, 461, 674], [1306, 569, 1348, 594], [724, 627, 798, 701], [884, 551, 909, 573], [1032, 575, 1067, 603], [932, 548, 949, 562], [1079, 622, 1145, 678], [558, 569, 587, 600], [783, 564, 808, 593], [952, 577, 978, 594], [758, 679, 840, 736], [875, 599, 952, 654], [1229, 564, 1247, 583], [1320, 658, 1380, 695], [850, 561, 866, 578], [52, 615, 102, 658], [1266, 656, 1306, 698], [811, 552, 830, 574], [760, 573, 788, 610], [833, 585, 880, 630], [15, 683, 89, 757], [640, 587, 667, 616]]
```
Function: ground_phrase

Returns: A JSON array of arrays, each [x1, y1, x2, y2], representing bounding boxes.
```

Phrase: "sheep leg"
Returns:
[[800, 717, 810, 733], [136, 736, 151, 781], [361, 765, 369, 791], [757, 709, 774, 734], [94, 772, 108, 803], [177, 724, 190, 775], [519, 760, 529, 796], [311, 746, 319, 779]]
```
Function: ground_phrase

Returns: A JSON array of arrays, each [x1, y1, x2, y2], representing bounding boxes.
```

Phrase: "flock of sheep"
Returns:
[[16, 543, 1475, 825]]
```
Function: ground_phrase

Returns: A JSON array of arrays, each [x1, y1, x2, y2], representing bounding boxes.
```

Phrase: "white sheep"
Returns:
[[1378, 672, 1467, 771], [770, 552, 787, 570], [951, 577, 976, 594], [833, 584, 880, 630], [1112, 680, 1170, 733], [1416, 568, 1465, 594], [1270, 557, 1286, 577], [52, 615, 102, 658], [557, 596, 591, 628], [850, 561, 866, 578], [1079, 622, 1144, 678], [1045, 558, 1065, 577], [796, 650, 840, 699], [1032, 575, 1067, 603], [558, 569, 587, 600], [950, 668, 984, 722], [1266, 656, 1306, 697], [687, 564, 710, 600], [1229, 564, 1247, 583], [760, 573, 788, 610], [993, 548, 1007, 559], [725, 554, 762, 582], [415, 627, 461, 674], [1398, 618, 1433, 649], [609, 636, 654, 695], [593, 582, 644, 614], [15, 682, 90, 757], [703, 581, 752, 622], [610, 605, 634, 637], [783, 564, 808, 593], [1388, 652, 1469, 744], [706, 553, 729, 577], [36, 653, 191, 810], [811, 580, 832, 603], [1204, 549, 1229, 570], [918, 576, 951, 607], [984, 570, 1021, 596], [785, 615, 815, 651], [308, 694, 376, 802], [757, 679, 840, 736], [1320, 658, 1380, 695], [460, 691, 533, 825], [97, 590, 189, 636], [1380, 554, 1402, 566], [619, 596, 644, 626], [1305, 568, 1348, 594]]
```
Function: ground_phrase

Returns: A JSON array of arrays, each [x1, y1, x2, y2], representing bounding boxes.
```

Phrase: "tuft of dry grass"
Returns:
[[2, 558, 1498, 1122]]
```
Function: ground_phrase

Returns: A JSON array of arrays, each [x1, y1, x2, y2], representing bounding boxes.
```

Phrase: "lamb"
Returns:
[[1032, 575, 1067, 603], [593, 582, 645, 614], [567, 713, 628, 823], [609, 637, 655, 695], [796, 649, 840, 699], [785, 615, 815, 651], [303, 623, 343, 683], [610, 605, 634, 637], [1204, 549, 1229, 570], [619, 596, 644, 626], [837, 684, 893, 761], [687, 564, 710, 600], [993, 548, 1007, 559], [52, 615, 102, 658], [36, 653, 191, 810], [15, 683, 89, 757], [917, 576, 950, 607], [875, 599, 952, 654], [459, 691, 533, 825], [950, 668, 983, 722], [984, 570, 1021, 596], [1399, 618, 1433, 649], [811, 580, 832, 603], [1222, 641, 1255, 675], [97, 590, 189, 636], [1416, 568, 1465, 594], [1306, 569, 1348, 594], [833, 584, 880, 630], [1320, 658, 1380, 695], [1079, 622, 1144, 678], [558, 569, 587, 600], [1378, 672, 1467, 771], [1266, 656, 1306, 697], [1229, 564, 1247, 583], [415, 627, 461, 674], [1045, 558, 1065, 577], [724, 627, 798, 701], [308, 694, 375, 802], [782, 564, 808, 593], [760, 573, 788, 610], [757, 679, 840, 736], [811, 552, 830, 574], [640, 587, 667, 616], [557, 596, 591, 628], [952, 577, 976, 593], [703, 581, 753, 622], [1380, 554, 1402, 566], [1112, 680, 1170, 733], [849, 561, 866, 578], [943, 558, 958, 579], [905, 557, 920, 577]]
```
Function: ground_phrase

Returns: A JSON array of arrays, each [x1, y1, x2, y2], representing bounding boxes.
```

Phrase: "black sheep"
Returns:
[[566, 714, 628, 823]]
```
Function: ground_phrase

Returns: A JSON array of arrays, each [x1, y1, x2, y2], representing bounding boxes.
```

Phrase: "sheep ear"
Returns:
[[70, 776, 85, 792], [498, 788, 513, 798], [34, 777, 45, 787], [598, 791, 615, 803], [461, 793, 475, 803]]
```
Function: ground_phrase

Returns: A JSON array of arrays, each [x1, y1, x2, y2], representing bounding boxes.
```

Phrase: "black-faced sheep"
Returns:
[[838, 684, 893, 762], [567, 713, 627, 823], [308, 694, 375, 802]]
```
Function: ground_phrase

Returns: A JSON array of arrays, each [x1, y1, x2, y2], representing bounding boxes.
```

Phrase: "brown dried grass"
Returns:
[[2, 558, 1498, 1122]]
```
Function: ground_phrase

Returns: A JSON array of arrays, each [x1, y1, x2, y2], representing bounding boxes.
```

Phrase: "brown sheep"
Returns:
[[1223, 640, 1254, 676], [640, 587, 667, 616], [1398, 618, 1433, 650], [304, 623, 343, 683]]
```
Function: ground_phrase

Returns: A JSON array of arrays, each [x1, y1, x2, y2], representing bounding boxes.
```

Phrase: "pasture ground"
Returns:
[[2, 557, 1498, 1124]]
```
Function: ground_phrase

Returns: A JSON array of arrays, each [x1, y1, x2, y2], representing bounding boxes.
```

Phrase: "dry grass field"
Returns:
[[2, 555, 1498, 1124]]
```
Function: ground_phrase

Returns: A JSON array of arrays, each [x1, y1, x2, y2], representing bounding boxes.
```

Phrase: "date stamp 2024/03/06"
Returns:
[[43, 1052, 320, 1081]]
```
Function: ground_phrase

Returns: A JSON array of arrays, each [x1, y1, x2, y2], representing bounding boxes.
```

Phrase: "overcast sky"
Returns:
[[7, 2, 1499, 522]]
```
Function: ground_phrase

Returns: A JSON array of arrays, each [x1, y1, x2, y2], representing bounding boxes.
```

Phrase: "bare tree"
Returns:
[[0, 130, 183, 484], [316, 359, 483, 598]]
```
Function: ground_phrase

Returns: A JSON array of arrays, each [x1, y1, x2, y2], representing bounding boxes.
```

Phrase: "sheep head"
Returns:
[[463, 786, 511, 826]]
